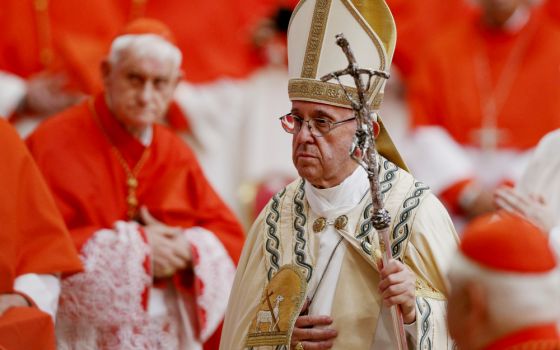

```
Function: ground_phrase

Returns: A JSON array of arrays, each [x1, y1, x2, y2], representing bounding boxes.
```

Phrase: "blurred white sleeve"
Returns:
[[405, 126, 474, 194], [13, 273, 61, 321], [550, 226, 560, 261], [0, 72, 26, 117]]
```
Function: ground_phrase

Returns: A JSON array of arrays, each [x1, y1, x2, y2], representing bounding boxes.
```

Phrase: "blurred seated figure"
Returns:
[[25, 20, 245, 350], [495, 129, 560, 257], [447, 212, 560, 349], [0, 118, 82, 350], [407, 0, 560, 226]]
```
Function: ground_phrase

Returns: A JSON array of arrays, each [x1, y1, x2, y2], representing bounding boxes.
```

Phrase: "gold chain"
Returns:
[[472, 19, 536, 150], [88, 99, 151, 220], [33, 0, 54, 67]]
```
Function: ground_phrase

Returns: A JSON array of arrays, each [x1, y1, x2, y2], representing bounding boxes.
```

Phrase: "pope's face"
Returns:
[[103, 48, 180, 134], [291, 101, 358, 188]]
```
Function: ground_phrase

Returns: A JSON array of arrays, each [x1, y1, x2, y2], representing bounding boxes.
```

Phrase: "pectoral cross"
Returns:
[[470, 125, 508, 153], [126, 176, 139, 220]]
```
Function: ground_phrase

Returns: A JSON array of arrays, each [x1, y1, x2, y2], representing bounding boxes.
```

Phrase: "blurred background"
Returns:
[[1, 0, 559, 229]]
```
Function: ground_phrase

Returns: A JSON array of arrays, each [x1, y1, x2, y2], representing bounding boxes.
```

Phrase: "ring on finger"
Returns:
[[295, 342, 304, 350]]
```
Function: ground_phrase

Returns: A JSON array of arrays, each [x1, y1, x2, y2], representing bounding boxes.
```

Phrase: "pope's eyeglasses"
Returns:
[[279, 113, 356, 137]]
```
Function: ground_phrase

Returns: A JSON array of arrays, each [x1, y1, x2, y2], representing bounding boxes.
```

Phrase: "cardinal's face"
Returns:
[[103, 47, 180, 136]]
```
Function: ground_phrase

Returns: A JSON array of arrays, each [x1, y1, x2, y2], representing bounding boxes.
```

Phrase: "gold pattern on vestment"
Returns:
[[245, 265, 307, 347], [313, 217, 326, 233], [415, 277, 445, 300], [334, 215, 348, 230], [313, 215, 349, 233]]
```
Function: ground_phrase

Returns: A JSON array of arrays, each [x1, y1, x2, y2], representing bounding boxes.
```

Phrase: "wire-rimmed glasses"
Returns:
[[279, 113, 356, 137]]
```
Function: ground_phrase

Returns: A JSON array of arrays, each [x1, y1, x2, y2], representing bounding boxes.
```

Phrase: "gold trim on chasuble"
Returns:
[[256, 160, 444, 349], [245, 265, 308, 348]]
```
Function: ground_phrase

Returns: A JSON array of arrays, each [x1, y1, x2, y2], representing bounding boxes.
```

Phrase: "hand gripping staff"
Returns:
[[320, 33, 409, 350]]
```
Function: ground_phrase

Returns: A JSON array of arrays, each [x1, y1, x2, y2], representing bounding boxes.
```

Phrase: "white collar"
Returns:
[[502, 6, 531, 33], [304, 166, 370, 219], [137, 126, 153, 146]]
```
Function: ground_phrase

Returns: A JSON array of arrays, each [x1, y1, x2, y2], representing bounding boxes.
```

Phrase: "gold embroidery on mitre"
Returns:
[[289, 79, 366, 108], [301, 0, 332, 78], [245, 265, 308, 347], [288, 79, 384, 109]]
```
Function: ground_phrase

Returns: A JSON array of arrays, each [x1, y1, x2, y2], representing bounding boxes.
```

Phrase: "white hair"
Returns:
[[449, 253, 560, 330], [108, 34, 182, 70]]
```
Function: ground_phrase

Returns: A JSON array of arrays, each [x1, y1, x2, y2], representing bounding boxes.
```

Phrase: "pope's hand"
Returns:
[[494, 187, 555, 232], [140, 207, 192, 279], [378, 259, 416, 324], [290, 313, 337, 350], [0, 293, 31, 316]]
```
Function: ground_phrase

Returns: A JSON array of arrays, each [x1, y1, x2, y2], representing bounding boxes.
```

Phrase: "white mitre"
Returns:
[[286, 0, 407, 171]]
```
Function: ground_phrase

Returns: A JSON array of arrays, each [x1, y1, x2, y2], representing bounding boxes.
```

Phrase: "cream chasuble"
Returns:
[[221, 157, 459, 349]]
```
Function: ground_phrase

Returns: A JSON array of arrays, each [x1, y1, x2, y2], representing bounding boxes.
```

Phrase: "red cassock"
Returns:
[[408, 7, 560, 151], [0, 0, 122, 95], [545, 0, 560, 23], [484, 324, 560, 349], [0, 119, 82, 350], [0, 0, 289, 92], [405, 7, 560, 213], [386, 0, 473, 78], [26, 95, 245, 349]]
